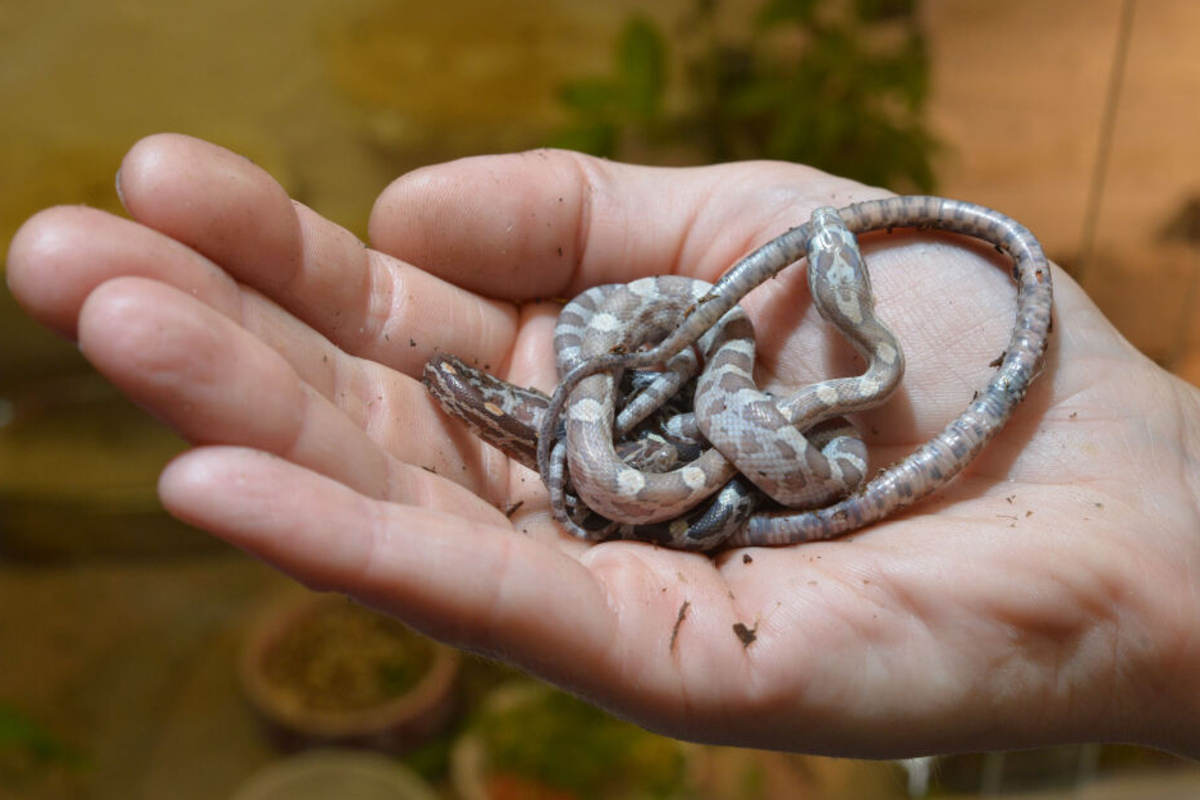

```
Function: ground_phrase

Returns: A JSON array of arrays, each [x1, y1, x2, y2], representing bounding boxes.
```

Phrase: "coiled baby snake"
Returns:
[[423, 196, 1053, 551]]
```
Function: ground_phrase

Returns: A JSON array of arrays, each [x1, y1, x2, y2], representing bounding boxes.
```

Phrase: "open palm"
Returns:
[[9, 134, 1200, 758]]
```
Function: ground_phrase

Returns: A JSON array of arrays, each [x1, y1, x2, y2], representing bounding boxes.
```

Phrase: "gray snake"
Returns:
[[423, 196, 1053, 550]]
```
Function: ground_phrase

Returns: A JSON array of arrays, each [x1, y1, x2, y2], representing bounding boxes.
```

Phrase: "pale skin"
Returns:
[[7, 134, 1200, 759]]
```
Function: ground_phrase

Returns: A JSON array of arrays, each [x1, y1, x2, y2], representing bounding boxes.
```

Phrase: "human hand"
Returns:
[[8, 134, 1200, 758]]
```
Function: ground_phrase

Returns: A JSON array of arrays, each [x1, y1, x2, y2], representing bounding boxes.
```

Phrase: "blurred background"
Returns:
[[2, 0, 1199, 797]]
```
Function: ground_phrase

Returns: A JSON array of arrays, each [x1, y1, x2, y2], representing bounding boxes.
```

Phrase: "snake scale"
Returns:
[[423, 196, 1054, 551]]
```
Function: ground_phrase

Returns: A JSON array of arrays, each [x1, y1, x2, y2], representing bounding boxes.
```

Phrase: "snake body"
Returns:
[[424, 196, 1054, 550], [560, 276, 741, 525], [694, 207, 902, 508], [426, 278, 766, 549]]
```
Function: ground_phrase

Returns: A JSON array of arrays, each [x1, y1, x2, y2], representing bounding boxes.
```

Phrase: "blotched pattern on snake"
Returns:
[[423, 197, 1053, 550]]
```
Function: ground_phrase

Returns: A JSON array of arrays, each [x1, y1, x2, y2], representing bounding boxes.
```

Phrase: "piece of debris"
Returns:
[[670, 601, 690, 652], [732, 622, 757, 648]]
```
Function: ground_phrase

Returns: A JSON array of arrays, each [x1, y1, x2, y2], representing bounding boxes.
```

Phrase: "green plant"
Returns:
[[551, 16, 667, 158], [551, 0, 938, 192], [475, 686, 688, 799], [0, 701, 83, 773]]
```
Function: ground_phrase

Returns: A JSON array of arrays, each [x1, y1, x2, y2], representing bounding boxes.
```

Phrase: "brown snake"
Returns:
[[424, 197, 1054, 550]]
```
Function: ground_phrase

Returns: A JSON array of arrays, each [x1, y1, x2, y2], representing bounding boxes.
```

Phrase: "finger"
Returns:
[[7, 205, 239, 340], [7, 204, 521, 435], [370, 150, 861, 299], [115, 133, 518, 376], [159, 446, 617, 685], [9, 202, 522, 499], [77, 276, 507, 514]]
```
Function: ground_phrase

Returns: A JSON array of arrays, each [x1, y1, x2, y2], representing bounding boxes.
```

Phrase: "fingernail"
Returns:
[[114, 167, 126, 210]]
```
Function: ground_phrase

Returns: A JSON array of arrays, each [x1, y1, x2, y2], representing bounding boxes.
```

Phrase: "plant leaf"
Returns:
[[0, 703, 84, 765], [616, 16, 666, 119]]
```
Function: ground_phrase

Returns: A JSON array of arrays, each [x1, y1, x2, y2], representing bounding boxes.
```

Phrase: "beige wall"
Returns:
[[925, 0, 1200, 375]]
